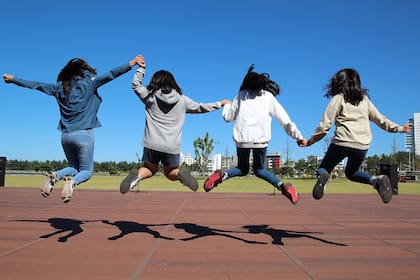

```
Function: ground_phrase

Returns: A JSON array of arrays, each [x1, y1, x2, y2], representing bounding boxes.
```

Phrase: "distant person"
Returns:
[[298, 68, 412, 203], [3, 55, 145, 203], [120, 62, 231, 194], [204, 64, 304, 205]]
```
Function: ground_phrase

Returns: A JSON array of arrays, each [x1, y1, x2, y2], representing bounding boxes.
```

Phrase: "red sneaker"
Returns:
[[204, 170, 225, 192], [280, 183, 299, 204]]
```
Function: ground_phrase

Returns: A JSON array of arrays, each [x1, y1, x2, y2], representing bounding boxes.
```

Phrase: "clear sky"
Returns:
[[1, 0, 419, 163]]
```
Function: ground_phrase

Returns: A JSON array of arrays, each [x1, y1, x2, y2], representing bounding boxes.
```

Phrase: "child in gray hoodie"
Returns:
[[120, 56, 230, 193]]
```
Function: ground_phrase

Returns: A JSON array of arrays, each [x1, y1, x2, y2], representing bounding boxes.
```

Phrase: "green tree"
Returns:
[[306, 156, 318, 179], [294, 159, 307, 177], [193, 132, 214, 175]]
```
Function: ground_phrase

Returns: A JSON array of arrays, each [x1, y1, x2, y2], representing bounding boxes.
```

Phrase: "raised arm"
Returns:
[[93, 55, 145, 88], [3, 73, 59, 96]]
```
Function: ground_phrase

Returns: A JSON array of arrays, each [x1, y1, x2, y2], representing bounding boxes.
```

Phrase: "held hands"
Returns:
[[297, 139, 309, 147], [3, 74, 14, 83], [130, 55, 146, 68], [135, 55, 146, 68], [220, 99, 232, 106], [297, 138, 315, 147]]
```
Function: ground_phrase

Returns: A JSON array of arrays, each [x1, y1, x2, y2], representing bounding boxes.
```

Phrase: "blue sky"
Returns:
[[1, 0, 419, 163]]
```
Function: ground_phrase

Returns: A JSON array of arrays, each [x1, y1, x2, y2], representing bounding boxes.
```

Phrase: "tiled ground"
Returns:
[[1, 187, 419, 279]]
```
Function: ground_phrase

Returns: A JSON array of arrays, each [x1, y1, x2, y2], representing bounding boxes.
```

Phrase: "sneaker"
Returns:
[[280, 183, 299, 204], [61, 176, 75, 203], [203, 169, 224, 192], [313, 171, 330, 200], [120, 169, 140, 194], [374, 175, 392, 204], [41, 171, 58, 198], [177, 169, 198, 191]]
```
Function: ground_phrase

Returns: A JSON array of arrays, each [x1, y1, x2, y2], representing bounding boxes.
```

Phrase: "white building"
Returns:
[[207, 153, 222, 172], [180, 153, 196, 166], [414, 113, 420, 157]]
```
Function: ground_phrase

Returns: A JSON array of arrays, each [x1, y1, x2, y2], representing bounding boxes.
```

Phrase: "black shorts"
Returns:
[[142, 147, 180, 167]]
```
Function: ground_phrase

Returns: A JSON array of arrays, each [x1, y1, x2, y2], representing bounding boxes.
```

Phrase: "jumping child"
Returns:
[[204, 64, 304, 204], [120, 59, 230, 193], [3, 55, 144, 203], [298, 68, 412, 203]]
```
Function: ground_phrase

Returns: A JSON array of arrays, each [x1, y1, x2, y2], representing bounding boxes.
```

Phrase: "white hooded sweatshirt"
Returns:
[[222, 89, 303, 148]]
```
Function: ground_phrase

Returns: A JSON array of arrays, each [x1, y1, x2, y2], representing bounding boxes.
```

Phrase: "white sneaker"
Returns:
[[41, 171, 58, 198], [61, 176, 76, 203]]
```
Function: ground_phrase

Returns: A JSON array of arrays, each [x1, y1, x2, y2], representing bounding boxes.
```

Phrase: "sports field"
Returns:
[[4, 174, 420, 194]]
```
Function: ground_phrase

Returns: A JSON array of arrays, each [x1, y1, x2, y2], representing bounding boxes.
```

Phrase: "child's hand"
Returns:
[[136, 55, 146, 68], [220, 99, 232, 106], [3, 74, 14, 83], [401, 123, 413, 133], [297, 139, 308, 147]]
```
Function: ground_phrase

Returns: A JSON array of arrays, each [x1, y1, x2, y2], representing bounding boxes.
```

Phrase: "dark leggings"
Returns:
[[318, 143, 372, 185]]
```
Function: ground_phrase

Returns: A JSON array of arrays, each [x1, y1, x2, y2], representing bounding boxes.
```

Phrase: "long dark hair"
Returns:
[[147, 70, 183, 95], [240, 64, 280, 96], [324, 68, 368, 105], [57, 58, 97, 93]]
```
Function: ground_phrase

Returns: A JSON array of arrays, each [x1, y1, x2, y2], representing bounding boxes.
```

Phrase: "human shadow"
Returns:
[[102, 220, 174, 240], [242, 224, 347, 246], [13, 218, 94, 242], [174, 223, 266, 244]]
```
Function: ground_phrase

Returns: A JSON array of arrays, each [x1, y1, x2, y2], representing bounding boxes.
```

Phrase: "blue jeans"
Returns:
[[318, 143, 371, 184], [56, 129, 95, 185], [226, 147, 281, 187]]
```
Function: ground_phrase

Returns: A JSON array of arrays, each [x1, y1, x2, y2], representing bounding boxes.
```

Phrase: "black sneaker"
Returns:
[[313, 171, 330, 200], [374, 175, 392, 204], [120, 169, 140, 194], [177, 169, 198, 191]]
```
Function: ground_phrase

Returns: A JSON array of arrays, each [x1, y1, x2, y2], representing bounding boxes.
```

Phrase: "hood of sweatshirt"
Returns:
[[154, 89, 181, 114], [155, 89, 181, 105]]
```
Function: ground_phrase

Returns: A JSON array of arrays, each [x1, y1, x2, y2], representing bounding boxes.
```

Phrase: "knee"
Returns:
[[254, 169, 264, 178], [85, 171, 94, 180], [344, 170, 355, 181], [239, 168, 249, 176], [164, 167, 178, 181], [165, 171, 178, 181], [143, 164, 158, 176]]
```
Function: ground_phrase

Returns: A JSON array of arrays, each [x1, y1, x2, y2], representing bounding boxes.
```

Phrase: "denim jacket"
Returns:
[[12, 63, 132, 132]]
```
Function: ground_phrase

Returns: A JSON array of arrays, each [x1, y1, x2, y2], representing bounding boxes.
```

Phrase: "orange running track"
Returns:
[[1, 187, 420, 280]]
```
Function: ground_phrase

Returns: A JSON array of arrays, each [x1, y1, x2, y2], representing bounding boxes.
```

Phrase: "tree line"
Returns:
[[4, 151, 418, 177], [5, 159, 141, 175]]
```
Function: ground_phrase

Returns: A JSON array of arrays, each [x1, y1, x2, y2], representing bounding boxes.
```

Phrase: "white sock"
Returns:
[[129, 176, 141, 189]]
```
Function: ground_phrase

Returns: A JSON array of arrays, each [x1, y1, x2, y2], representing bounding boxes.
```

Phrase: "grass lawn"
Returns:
[[3, 174, 420, 194]]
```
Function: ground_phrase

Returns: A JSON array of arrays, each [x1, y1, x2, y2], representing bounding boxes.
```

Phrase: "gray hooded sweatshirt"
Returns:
[[132, 68, 221, 154]]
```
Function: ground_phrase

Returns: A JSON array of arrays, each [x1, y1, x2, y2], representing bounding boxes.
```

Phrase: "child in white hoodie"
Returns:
[[204, 65, 304, 204]]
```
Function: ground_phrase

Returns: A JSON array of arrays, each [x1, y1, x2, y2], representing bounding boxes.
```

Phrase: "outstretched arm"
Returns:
[[3, 74, 14, 83], [3, 73, 58, 95], [93, 54, 145, 88], [185, 96, 225, 113], [297, 133, 326, 147]]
